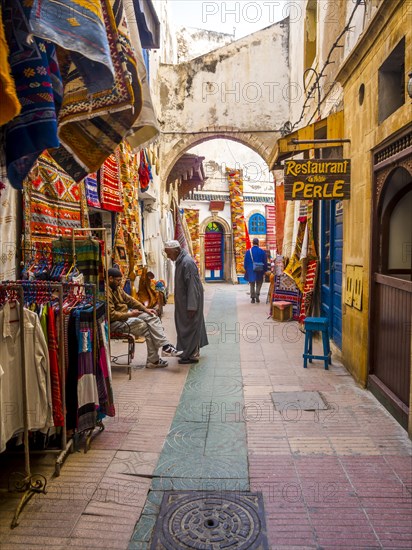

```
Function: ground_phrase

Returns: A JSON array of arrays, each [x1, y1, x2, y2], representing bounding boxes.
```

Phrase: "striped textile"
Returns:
[[183, 209, 200, 268], [99, 152, 123, 212], [265, 204, 276, 251]]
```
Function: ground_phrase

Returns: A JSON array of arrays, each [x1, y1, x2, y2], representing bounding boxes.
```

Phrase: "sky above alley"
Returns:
[[170, 0, 292, 39]]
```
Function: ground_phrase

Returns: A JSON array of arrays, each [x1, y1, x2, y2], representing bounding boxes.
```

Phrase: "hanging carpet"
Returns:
[[183, 209, 200, 268], [29, 0, 115, 94], [3, 0, 63, 190], [49, 0, 142, 182], [227, 168, 246, 276], [205, 232, 222, 271], [99, 151, 123, 212]]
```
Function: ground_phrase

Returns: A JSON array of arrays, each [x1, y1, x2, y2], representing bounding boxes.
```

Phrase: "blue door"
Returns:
[[321, 200, 343, 348]]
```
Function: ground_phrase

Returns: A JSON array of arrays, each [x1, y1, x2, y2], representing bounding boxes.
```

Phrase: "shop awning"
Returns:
[[269, 111, 345, 169], [133, 0, 160, 49], [167, 154, 207, 200]]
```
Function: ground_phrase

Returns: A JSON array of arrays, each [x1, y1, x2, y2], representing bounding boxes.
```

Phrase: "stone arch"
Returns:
[[162, 126, 274, 186], [199, 214, 236, 284]]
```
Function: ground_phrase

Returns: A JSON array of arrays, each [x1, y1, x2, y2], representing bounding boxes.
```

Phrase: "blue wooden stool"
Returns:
[[303, 317, 331, 370]]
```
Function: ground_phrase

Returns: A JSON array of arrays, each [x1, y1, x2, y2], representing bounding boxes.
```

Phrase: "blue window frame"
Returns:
[[249, 213, 266, 234]]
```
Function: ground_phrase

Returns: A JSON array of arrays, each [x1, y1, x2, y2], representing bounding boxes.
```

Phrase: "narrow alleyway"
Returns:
[[1, 283, 411, 549]]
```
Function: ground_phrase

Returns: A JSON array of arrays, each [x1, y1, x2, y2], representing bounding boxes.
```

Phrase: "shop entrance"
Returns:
[[205, 222, 224, 281], [369, 160, 412, 429]]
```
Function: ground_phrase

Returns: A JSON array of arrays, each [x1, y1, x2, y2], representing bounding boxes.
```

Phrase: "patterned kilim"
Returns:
[[29, 0, 115, 94], [265, 204, 276, 251], [183, 209, 200, 268], [298, 259, 318, 323], [274, 273, 302, 320], [49, 0, 142, 181], [3, 0, 63, 190], [99, 151, 123, 212], [113, 224, 129, 284], [275, 182, 286, 254], [205, 232, 222, 270], [116, 141, 143, 269], [0, 6, 21, 125], [24, 153, 82, 246], [283, 216, 307, 292], [227, 168, 246, 276], [174, 204, 191, 254], [84, 173, 101, 208]]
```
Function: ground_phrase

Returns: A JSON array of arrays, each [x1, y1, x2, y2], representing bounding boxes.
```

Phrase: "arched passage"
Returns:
[[161, 126, 274, 197]]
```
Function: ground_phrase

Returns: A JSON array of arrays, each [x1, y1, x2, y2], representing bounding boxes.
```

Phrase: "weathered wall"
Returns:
[[158, 19, 290, 193], [176, 27, 235, 63]]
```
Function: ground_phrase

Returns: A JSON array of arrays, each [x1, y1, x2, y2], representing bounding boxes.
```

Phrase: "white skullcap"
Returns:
[[164, 240, 181, 249]]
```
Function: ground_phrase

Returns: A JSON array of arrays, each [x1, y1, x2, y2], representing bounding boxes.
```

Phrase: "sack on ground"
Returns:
[[253, 261, 264, 272]]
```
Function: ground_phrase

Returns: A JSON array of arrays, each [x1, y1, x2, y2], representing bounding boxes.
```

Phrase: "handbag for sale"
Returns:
[[250, 249, 264, 272]]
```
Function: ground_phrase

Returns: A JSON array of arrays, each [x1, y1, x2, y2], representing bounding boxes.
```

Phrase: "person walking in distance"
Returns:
[[243, 238, 268, 303], [108, 267, 182, 369], [163, 241, 208, 365]]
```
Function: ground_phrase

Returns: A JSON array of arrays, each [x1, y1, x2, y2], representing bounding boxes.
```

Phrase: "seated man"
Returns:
[[108, 268, 182, 368]]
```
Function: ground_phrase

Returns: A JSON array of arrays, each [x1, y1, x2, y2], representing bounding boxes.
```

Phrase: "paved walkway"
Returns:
[[0, 283, 411, 549]]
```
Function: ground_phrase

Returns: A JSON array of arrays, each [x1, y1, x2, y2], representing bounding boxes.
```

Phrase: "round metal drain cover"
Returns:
[[151, 491, 268, 549]]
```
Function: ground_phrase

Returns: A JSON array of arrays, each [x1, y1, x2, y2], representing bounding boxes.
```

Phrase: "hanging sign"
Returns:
[[284, 159, 351, 200]]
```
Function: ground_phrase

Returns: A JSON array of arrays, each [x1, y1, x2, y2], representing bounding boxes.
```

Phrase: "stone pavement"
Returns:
[[0, 283, 411, 549]]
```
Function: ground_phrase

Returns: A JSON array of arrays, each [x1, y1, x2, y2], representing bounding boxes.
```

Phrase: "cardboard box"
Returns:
[[272, 301, 293, 322]]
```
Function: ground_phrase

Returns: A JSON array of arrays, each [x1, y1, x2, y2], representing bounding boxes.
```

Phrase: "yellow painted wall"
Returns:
[[340, 2, 411, 386]]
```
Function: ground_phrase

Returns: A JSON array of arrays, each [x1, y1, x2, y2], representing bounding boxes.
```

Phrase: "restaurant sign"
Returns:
[[284, 159, 351, 200]]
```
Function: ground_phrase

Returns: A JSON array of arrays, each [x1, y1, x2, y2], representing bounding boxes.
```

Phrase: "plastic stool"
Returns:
[[303, 317, 331, 370]]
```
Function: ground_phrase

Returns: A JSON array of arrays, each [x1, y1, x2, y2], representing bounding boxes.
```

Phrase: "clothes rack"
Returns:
[[0, 283, 47, 529]]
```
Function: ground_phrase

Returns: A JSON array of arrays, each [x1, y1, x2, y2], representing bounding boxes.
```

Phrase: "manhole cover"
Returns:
[[271, 391, 328, 411], [150, 491, 268, 549]]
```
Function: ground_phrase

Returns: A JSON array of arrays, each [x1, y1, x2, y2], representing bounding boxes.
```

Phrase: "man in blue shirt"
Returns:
[[243, 238, 268, 303]]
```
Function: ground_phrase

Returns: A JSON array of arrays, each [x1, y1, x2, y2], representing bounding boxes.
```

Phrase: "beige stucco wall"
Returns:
[[338, 0, 411, 386]]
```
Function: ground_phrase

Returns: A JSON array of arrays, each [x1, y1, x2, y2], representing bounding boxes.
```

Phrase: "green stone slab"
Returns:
[[130, 514, 157, 542], [151, 477, 249, 491]]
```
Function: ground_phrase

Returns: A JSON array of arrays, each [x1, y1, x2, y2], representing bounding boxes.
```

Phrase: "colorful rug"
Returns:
[[205, 231, 222, 270], [24, 153, 82, 246], [0, 6, 21, 125], [174, 203, 191, 254], [3, 0, 62, 190], [273, 273, 302, 320], [265, 204, 276, 252], [183, 209, 200, 268], [49, 0, 142, 181], [284, 216, 307, 292], [227, 168, 246, 276], [99, 151, 123, 212], [84, 173, 101, 209], [124, 0, 159, 150], [298, 259, 318, 323], [116, 141, 143, 269], [29, 0, 115, 94], [275, 181, 286, 254]]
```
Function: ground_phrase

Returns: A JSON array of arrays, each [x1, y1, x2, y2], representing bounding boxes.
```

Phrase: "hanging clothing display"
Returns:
[[265, 204, 277, 253], [2, 0, 63, 190], [0, 301, 53, 453], [275, 182, 286, 254], [227, 168, 247, 276]]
